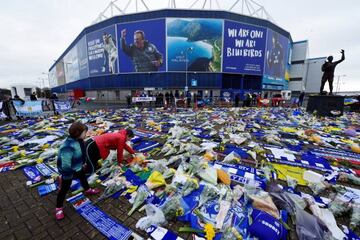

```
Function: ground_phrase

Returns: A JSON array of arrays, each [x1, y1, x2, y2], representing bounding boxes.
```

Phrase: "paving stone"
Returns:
[[0, 221, 10, 233], [71, 231, 90, 240], [77, 222, 93, 235], [86, 229, 99, 239], [2, 233, 16, 240], [0, 168, 150, 240], [25, 218, 42, 231], [57, 225, 80, 239], [14, 227, 32, 240], [33, 230, 51, 240], [47, 224, 64, 238]]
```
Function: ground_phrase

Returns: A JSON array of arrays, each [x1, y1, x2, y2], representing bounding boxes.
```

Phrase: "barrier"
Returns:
[[53, 100, 72, 112], [2, 100, 73, 118], [132, 97, 156, 102]]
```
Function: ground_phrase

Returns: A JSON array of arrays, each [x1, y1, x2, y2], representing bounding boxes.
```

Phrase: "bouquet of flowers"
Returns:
[[128, 184, 151, 216], [135, 204, 166, 230], [198, 184, 220, 208], [181, 177, 199, 197]]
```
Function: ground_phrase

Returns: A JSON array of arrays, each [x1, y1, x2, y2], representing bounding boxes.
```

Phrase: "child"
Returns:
[[55, 122, 100, 220]]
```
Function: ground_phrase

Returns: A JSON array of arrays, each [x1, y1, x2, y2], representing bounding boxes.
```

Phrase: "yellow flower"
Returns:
[[280, 127, 297, 133], [125, 186, 138, 193], [176, 208, 184, 216], [204, 223, 215, 240], [36, 158, 44, 164], [20, 151, 26, 158], [41, 144, 50, 150], [11, 146, 19, 152]]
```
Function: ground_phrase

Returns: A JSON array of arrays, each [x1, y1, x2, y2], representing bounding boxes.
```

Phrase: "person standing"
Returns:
[[159, 92, 164, 107], [126, 94, 132, 108], [1, 96, 12, 120], [56, 122, 100, 220], [186, 91, 191, 108], [298, 92, 305, 107], [252, 93, 257, 106], [165, 92, 170, 108], [235, 94, 240, 107], [169, 91, 174, 106], [50, 93, 59, 115], [30, 92, 37, 101]]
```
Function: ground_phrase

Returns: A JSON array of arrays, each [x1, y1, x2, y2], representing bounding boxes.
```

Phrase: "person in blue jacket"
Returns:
[[55, 122, 100, 220]]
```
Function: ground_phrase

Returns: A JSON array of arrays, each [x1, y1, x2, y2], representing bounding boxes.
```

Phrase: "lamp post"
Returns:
[[182, 47, 193, 93], [41, 72, 50, 88], [336, 74, 346, 94]]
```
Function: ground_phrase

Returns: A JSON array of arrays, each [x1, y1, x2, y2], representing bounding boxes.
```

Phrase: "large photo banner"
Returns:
[[117, 19, 166, 73], [48, 67, 57, 88], [55, 60, 66, 86], [87, 25, 118, 76], [63, 36, 89, 83], [263, 29, 291, 85], [223, 20, 267, 75], [64, 45, 80, 83], [77, 36, 89, 79], [167, 18, 223, 72], [13, 101, 43, 117]]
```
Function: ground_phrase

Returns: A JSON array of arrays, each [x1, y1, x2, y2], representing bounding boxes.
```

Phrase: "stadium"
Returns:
[[49, 1, 293, 102]]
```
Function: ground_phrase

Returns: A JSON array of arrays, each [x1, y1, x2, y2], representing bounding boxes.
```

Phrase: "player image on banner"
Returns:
[[102, 33, 118, 74], [266, 31, 285, 79], [87, 25, 118, 76], [120, 29, 163, 72]]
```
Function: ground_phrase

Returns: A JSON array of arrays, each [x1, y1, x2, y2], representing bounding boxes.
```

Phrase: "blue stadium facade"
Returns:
[[49, 9, 292, 99]]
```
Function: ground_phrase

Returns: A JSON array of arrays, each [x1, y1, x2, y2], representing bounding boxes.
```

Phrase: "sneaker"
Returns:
[[55, 207, 64, 220], [85, 188, 100, 195]]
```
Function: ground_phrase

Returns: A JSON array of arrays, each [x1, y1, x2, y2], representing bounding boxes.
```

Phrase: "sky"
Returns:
[[0, 0, 359, 92]]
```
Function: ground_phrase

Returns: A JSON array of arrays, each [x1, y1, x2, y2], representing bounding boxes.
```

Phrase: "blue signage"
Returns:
[[223, 20, 267, 75], [77, 36, 89, 79], [191, 79, 197, 87]]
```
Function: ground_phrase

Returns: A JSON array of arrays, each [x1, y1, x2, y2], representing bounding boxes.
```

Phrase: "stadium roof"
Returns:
[[92, 0, 275, 24]]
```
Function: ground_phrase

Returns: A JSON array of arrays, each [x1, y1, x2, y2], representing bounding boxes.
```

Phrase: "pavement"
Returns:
[[0, 168, 192, 240]]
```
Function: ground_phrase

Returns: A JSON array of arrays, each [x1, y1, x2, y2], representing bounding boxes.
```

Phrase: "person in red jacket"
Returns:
[[84, 129, 136, 172]]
